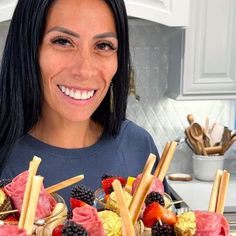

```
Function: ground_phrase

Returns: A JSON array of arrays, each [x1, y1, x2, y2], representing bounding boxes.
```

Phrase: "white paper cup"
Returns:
[[192, 154, 225, 181]]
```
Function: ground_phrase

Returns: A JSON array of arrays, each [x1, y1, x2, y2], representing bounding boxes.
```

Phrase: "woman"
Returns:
[[0, 0, 166, 202]]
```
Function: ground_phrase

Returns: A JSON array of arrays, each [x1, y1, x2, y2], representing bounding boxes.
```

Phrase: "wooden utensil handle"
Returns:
[[199, 141, 208, 156], [205, 146, 223, 155]]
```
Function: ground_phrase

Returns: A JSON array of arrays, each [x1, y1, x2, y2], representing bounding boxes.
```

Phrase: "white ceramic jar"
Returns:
[[192, 154, 225, 181]]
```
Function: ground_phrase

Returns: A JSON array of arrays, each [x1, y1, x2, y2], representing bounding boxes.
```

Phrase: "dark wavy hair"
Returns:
[[0, 0, 131, 168]]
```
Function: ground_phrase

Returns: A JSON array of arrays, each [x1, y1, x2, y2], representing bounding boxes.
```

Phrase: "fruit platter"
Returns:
[[0, 141, 231, 235]]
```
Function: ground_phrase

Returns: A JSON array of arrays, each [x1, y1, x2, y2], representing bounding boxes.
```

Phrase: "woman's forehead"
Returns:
[[45, 0, 116, 33]]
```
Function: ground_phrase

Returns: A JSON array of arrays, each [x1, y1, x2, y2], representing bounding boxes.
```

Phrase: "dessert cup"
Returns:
[[0, 193, 67, 235], [164, 192, 175, 210], [94, 188, 106, 210], [34, 193, 67, 236]]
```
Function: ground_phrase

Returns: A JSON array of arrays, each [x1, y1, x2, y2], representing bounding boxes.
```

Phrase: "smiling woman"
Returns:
[[36, 0, 118, 145], [0, 0, 167, 205]]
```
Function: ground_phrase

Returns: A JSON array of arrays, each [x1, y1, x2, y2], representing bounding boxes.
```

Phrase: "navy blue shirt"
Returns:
[[0, 120, 165, 205]]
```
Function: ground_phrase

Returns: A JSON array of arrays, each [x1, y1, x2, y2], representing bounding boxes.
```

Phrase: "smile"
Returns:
[[58, 85, 95, 100]]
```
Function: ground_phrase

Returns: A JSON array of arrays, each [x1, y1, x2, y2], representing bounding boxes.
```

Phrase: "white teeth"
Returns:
[[61, 86, 66, 92], [65, 88, 70, 96], [69, 90, 74, 98], [59, 85, 95, 100], [74, 91, 81, 99], [81, 91, 87, 100], [88, 90, 94, 97]]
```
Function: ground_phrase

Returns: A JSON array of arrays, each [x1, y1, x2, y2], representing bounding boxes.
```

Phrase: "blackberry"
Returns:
[[152, 221, 175, 236], [62, 221, 89, 236], [71, 185, 95, 206], [145, 191, 165, 206], [0, 179, 12, 188], [101, 173, 113, 180]]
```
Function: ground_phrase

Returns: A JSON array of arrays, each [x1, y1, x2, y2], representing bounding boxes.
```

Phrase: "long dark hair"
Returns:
[[0, 0, 131, 168]]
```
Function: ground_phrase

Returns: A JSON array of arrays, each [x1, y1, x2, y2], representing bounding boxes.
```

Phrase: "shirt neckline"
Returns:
[[23, 131, 109, 158]]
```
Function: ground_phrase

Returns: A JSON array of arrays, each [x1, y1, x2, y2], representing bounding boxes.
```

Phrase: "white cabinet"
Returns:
[[0, 0, 190, 26], [0, 0, 17, 22], [168, 0, 236, 100], [124, 0, 189, 26]]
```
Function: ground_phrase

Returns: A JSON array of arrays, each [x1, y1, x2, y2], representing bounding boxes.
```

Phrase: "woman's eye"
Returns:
[[51, 37, 72, 46], [96, 42, 117, 51]]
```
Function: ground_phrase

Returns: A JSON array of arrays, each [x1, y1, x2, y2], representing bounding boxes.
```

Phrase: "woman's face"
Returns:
[[39, 0, 118, 123]]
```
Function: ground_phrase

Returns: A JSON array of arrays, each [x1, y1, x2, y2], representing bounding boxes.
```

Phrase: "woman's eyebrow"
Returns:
[[47, 27, 117, 39], [47, 27, 80, 38], [94, 32, 117, 39]]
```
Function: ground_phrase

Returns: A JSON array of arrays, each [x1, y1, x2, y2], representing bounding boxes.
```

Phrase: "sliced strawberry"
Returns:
[[143, 202, 177, 228], [101, 176, 126, 194], [70, 197, 87, 209], [143, 202, 164, 227], [162, 207, 177, 225], [52, 224, 63, 236]]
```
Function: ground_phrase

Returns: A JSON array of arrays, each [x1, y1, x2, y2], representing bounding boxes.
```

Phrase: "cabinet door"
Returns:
[[124, 0, 189, 26], [0, 0, 17, 22], [182, 0, 236, 99]]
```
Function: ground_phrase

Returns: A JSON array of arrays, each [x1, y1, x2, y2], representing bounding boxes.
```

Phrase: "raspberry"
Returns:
[[101, 173, 113, 180], [71, 185, 95, 206], [101, 176, 126, 194], [52, 224, 63, 236], [151, 221, 175, 236], [62, 221, 88, 236], [145, 191, 165, 206]]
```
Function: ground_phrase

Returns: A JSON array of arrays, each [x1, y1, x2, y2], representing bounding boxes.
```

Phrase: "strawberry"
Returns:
[[52, 224, 63, 236], [143, 202, 177, 228], [143, 202, 164, 227], [101, 176, 126, 194], [70, 197, 87, 209], [162, 207, 177, 225], [4, 214, 18, 223]]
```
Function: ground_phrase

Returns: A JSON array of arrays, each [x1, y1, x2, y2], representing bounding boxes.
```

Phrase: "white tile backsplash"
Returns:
[[127, 18, 234, 156]]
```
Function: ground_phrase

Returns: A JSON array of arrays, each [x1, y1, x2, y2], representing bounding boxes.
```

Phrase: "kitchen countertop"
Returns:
[[168, 175, 236, 211]]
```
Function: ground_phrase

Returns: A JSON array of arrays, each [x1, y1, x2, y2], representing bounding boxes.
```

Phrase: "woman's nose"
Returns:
[[70, 50, 96, 79]]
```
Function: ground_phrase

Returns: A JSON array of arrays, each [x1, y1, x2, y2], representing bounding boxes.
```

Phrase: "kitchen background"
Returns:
[[0, 16, 235, 173]]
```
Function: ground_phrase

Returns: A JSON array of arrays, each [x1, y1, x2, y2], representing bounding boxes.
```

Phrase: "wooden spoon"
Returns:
[[185, 128, 202, 154], [189, 123, 208, 156], [186, 114, 202, 154], [221, 127, 232, 151], [223, 136, 236, 154], [187, 114, 194, 125]]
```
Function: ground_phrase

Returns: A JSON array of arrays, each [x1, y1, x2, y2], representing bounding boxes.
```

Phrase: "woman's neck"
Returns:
[[29, 116, 103, 149]]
